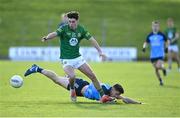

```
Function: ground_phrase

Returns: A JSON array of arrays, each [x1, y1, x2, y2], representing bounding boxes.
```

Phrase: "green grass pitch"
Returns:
[[0, 61, 180, 117]]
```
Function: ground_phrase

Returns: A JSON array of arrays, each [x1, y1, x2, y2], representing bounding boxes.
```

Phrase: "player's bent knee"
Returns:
[[156, 65, 161, 69], [155, 62, 161, 69]]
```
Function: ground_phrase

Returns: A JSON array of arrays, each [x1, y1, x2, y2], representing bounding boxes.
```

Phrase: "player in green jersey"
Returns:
[[41, 11, 111, 102], [165, 18, 180, 72]]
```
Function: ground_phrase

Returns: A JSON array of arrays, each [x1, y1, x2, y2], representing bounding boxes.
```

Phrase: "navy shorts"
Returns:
[[67, 78, 89, 96], [150, 57, 164, 63]]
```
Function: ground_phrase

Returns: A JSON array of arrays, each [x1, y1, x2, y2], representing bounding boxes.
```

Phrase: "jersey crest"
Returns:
[[69, 38, 78, 46]]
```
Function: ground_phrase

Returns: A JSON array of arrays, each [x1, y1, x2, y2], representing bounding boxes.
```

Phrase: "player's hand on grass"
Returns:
[[99, 53, 107, 61], [142, 48, 146, 53], [106, 99, 117, 104]]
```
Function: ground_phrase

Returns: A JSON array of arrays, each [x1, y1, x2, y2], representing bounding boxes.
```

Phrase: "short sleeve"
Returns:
[[174, 27, 177, 33], [82, 27, 92, 40], [146, 35, 150, 43], [56, 27, 63, 36], [162, 33, 167, 42]]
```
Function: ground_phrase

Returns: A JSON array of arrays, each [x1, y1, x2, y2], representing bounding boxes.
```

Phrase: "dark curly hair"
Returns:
[[67, 11, 79, 20], [113, 84, 124, 94]]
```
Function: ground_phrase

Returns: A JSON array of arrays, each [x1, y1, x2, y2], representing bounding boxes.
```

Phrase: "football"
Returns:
[[10, 75, 23, 88]]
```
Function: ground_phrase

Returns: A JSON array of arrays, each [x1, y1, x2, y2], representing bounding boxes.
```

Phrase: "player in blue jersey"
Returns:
[[24, 64, 141, 104], [142, 21, 170, 86], [58, 13, 68, 28]]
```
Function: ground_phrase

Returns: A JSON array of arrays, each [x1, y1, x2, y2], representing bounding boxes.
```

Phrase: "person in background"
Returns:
[[58, 13, 68, 28], [165, 18, 180, 72], [142, 21, 169, 86]]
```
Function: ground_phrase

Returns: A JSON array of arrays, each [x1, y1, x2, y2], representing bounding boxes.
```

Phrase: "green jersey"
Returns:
[[165, 27, 178, 45], [56, 24, 92, 59]]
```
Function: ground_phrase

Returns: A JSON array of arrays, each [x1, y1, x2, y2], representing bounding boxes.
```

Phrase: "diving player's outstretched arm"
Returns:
[[116, 95, 142, 104]]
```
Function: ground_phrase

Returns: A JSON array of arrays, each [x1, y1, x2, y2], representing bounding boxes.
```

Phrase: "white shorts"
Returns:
[[60, 56, 86, 69], [168, 45, 179, 53]]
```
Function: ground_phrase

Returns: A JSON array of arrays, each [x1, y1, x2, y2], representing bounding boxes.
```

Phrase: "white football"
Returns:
[[10, 75, 23, 88]]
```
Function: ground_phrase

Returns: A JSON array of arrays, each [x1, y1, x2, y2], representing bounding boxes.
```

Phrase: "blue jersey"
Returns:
[[84, 83, 112, 101], [58, 22, 67, 28], [146, 32, 167, 59]]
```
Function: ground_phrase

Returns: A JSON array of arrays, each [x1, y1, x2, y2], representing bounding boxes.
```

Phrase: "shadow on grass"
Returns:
[[1, 100, 125, 110], [73, 101, 125, 109], [163, 85, 180, 89]]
